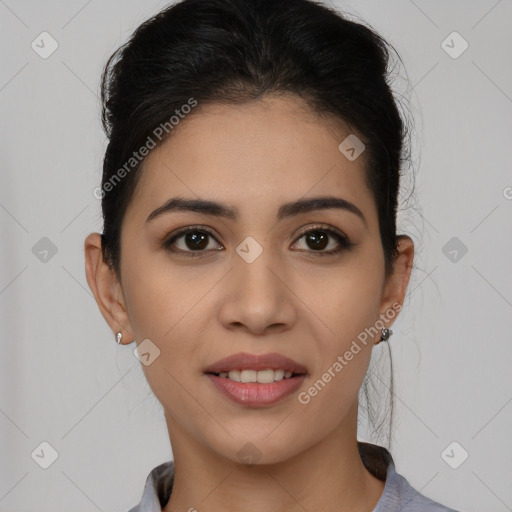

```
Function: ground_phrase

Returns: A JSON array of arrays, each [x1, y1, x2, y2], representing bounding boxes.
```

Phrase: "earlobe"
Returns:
[[379, 235, 414, 325], [84, 233, 133, 343]]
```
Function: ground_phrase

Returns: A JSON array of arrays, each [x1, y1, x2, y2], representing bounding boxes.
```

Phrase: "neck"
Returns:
[[162, 403, 386, 512]]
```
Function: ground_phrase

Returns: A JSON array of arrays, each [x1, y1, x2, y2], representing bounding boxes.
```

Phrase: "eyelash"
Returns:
[[162, 224, 354, 258]]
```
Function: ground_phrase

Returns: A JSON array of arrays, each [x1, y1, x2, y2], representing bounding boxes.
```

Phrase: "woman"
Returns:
[[84, 0, 460, 510]]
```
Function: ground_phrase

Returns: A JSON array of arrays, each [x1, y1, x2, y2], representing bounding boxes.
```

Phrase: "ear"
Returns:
[[379, 235, 414, 327], [84, 233, 133, 344]]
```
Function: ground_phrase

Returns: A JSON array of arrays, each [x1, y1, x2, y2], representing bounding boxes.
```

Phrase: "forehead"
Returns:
[[126, 94, 377, 226]]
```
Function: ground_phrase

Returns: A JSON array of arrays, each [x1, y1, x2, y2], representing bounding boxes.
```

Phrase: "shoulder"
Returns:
[[358, 442, 461, 512], [126, 460, 174, 512], [376, 462, 461, 512]]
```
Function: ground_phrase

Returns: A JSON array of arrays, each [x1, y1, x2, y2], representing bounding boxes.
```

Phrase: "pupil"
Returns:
[[308, 231, 327, 250], [187, 232, 208, 250]]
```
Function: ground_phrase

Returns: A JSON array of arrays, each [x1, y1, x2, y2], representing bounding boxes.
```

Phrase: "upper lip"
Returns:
[[204, 352, 308, 374]]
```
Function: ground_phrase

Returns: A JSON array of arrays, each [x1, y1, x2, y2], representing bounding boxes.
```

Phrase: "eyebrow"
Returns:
[[146, 195, 367, 226]]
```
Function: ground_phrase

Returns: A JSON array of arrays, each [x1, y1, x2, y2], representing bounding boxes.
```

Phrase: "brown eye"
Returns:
[[182, 231, 209, 250], [163, 226, 223, 255], [291, 226, 353, 256], [304, 230, 329, 250]]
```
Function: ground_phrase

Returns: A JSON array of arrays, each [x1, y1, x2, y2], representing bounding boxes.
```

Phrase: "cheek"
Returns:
[[121, 244, 209, 340], [296, 253, 385, 401], [120, 253, 217, 384], [121, 264, 210, 420], [298, 255, 385, 344]]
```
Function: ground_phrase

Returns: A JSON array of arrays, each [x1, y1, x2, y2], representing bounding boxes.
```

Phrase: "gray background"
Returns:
[[1, 0, 511, 510]]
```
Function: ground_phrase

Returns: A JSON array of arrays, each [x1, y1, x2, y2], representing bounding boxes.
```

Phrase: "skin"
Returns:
[[85, 94, 414, 512]]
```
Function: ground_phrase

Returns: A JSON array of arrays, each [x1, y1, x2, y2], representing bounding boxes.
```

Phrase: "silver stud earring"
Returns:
[[380, 327, 392, 342], [116, 332, 122, 345]]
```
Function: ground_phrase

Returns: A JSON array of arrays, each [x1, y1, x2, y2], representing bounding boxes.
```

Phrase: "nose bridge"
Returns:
[[233, 233, 282, 298], [219, 233, 296, 333]]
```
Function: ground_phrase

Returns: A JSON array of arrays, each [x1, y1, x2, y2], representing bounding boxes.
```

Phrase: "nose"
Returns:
[[218, 246, 297, 336]]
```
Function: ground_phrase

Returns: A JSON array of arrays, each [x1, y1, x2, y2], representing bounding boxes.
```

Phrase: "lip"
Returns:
[[203, 352, 308, 374], [206, 373, 307, 407]]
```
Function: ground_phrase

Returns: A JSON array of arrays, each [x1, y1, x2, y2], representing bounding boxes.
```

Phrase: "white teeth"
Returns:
[[240, 369, 257, 383], [256, 369, 274, 383], [228, 370, 240, 381], [216, 369, 297, 382], [274, 369, 285, 381]]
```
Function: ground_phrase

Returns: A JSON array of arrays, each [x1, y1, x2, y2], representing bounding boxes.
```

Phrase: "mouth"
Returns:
[[203, 351, 307, 377], [206, 369, 305, 383], [204, 352, 308, 407]]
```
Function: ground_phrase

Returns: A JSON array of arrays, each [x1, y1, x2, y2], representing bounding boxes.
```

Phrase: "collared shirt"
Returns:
[[127, 443, 461, 512]]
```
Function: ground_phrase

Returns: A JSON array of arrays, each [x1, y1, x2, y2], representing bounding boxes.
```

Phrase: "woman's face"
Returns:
[[109, 94, 408, 464]]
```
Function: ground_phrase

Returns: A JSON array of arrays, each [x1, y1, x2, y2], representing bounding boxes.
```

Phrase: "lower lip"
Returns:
[[206, 374, 306, 407]]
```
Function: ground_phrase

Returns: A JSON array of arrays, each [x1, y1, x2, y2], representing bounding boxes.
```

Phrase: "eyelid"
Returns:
[[294, 223, 348, 241], [162, 224, 223, 249]]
